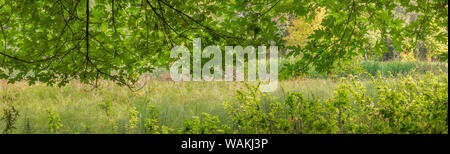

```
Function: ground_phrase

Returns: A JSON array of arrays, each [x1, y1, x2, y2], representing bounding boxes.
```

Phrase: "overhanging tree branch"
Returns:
[[156, 0, 243, 40]]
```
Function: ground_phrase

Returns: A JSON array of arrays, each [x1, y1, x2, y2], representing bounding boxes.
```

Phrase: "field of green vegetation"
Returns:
[[0, 60, 447, 134], [1, 0, 448, 135]]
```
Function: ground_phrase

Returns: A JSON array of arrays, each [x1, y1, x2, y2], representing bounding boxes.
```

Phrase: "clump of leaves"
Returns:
[[47, 108, 63, 134], [144, 118, 159, 134], [127, 107, 140, 134], [224, 82, 273, 134], [181, 113, 229, 134], [224, 70, 447, 134], [98, 101, 118, 133], [143, 105, 160, 134], [1, 105, 20, 134]]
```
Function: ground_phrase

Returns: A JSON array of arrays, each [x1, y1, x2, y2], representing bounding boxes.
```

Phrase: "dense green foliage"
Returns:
[[223, 71, 448, 134], [1, 0, 448, 87], [284, 0, 448, 76], [0, 0, 447, 134], [0, 0, 304, 87]]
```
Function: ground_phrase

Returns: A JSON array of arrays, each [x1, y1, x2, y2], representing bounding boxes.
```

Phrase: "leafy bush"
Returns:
[[181, 113, 229, 134], [47, 108, 63, 134], [127, 107, 139, 134], [1, 105, 20, 134], [224, 71, 448, 134]]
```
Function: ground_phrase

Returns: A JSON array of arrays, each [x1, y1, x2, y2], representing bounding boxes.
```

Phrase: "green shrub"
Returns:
[[127, 107, 139, 134], [47, 108, 63, 134], [1, 105, 20, 134], [224, 71, 448, 134], [143, 105, 160, 134]]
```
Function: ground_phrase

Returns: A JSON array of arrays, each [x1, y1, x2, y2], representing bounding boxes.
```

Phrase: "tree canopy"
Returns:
[[0, 0, 448, 88]]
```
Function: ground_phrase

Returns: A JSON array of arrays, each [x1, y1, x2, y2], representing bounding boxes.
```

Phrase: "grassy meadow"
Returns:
[[0, 60, 448, 134], [1, 77, 338, 133]]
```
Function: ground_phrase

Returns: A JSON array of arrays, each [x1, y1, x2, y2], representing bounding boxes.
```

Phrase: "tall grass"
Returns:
[[0, 78, 340, 133], [303, 60, 448, 78]]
